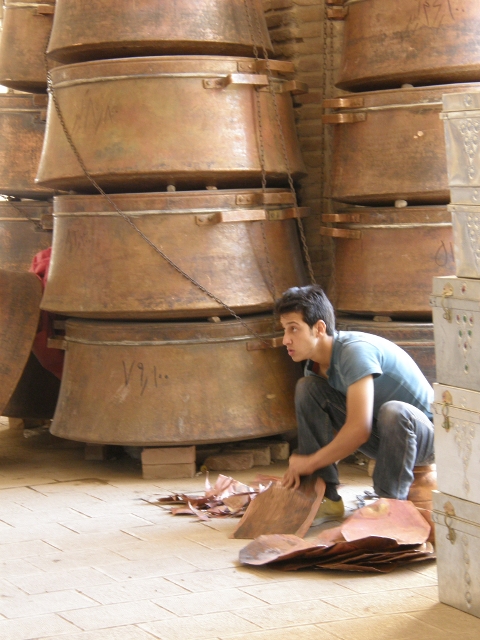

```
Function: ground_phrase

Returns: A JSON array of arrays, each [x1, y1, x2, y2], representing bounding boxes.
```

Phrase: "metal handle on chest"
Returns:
[[195, 207, 309, 225]]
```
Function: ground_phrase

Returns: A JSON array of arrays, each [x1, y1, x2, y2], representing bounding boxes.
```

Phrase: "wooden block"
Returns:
[[195, 445, 223, 465], [233, 478, 326, 539], [231, 445, 271, 466], [8, 418, 25, 430], [203, 452, 254, 471], [269, 442, 290, 461], [141, 446, 196, 465], [85, 444, 110, 461], [142, 462, 196, 480]]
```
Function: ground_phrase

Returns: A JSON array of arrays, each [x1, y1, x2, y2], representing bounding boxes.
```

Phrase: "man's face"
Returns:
[[280, 311, 318, 362]]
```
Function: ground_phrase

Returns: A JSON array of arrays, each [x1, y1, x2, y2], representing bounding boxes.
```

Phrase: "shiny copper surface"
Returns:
[[324, 83, 480, 206], [0, 200, 52, 271], [42, 189, 308, 319], [47, 0, 272, 63], [50, 316, 301, 446], [0, 1, 55, 93], [337, 0, 480, 91], [0, 269, 43, 415], [322, 205, 454, 318], [35, 56, 306, 192], [0, 92, 54, 199]]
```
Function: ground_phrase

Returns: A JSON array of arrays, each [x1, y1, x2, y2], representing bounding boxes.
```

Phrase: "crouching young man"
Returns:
[[275, 285, 435, 522]]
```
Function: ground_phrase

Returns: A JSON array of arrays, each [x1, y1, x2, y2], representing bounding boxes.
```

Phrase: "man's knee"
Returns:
[[377, 400, 406, 428]]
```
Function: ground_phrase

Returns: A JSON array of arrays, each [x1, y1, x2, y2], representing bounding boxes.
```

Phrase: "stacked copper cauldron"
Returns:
[[0, 1, 62, 422], [320, 0, 480, 381], [29, 0, 308, 446]]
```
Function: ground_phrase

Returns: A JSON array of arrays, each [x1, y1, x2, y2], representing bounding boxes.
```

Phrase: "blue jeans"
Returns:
[[295, 376, 435, 499]]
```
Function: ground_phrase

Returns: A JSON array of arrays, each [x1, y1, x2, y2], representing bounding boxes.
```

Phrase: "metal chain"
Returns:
[[42, 46, 273, 345], [246, 0, 316, 285]]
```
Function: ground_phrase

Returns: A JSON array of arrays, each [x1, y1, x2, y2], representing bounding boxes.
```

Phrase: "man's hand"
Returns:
[[282, 452, 318, 489]]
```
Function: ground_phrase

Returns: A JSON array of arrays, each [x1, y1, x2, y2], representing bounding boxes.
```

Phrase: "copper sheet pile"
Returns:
[[153, 473, 269, 519], [239, 499, 436, 574]]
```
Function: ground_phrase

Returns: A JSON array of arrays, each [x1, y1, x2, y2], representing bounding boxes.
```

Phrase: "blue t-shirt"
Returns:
[[306, 331, 433, 420]]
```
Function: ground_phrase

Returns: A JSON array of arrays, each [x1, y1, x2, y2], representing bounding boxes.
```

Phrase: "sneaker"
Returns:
[[312, 497, 345, 526]]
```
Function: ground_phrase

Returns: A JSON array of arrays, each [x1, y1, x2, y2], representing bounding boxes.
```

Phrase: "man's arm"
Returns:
[[282, 375, 374, 489]]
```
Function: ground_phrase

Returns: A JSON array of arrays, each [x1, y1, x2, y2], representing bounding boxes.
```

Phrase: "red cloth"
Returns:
[[29, 248, 64, 379]]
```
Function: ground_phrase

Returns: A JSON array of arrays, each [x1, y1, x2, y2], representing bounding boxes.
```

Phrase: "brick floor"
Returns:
[[1, 418, 479, 640]]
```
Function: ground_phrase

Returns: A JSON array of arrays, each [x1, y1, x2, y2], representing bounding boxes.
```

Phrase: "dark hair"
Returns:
[[274, 285, 336, 335]]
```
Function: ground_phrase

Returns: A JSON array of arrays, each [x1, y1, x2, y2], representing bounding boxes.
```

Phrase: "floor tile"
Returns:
[[165, 566, 277, 593], [78, 576, 189, 604], [7, 566, 113, 595], [156, 587, 265, 616], [332, 566, 437, 594], [98, 556, 198, 581], [58, 513, 153, 535], [407, 604, 480, 634], [224, 627, 340, 640], [234, 599, 353, 629], [318, 613, 455, 640], [140, 611, 261, 640], [322, 588, 436, 617], [0, 613, 80, 640], [39, 628, 160, 640], [241, 576, 355, 604], [0, 539, 59, 561], [59, 601, 174, 631], [0, 590, 97, 618], [24, 548, 128, 572]]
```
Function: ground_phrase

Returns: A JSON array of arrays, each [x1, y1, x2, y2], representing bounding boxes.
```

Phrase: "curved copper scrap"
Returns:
[[341, 498, 430, 545]]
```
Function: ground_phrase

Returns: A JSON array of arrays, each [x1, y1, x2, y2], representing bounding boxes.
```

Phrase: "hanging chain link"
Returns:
[[42, 41, 275, 345], [244, 0, 316, 285]]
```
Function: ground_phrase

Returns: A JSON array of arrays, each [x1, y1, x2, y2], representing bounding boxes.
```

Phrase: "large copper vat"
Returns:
[[50, 316, 300, 445], [323, 84, 480, 206], [321, 205, 454, 318], [0, 200, 52, 271], [0, 269, 42, 416], [0, 1, 55, 93], [46, 0, 272, 63], [35, 56, 307, 192], [0, 93, 54, 200], [336, 316, 436, 384], [41, 189, 308, 319], [336, 0, 480, 91]]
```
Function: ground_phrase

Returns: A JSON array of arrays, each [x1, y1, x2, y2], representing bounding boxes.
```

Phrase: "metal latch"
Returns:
[[441, 390, 453, 431], [444, 501, 457, 544], [441, 283, 454, 322]]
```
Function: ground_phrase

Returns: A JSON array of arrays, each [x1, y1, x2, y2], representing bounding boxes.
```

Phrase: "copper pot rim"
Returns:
[[64, 315, 282, 344], [4, 0, 55, 7], [53, 188, 296, 213], [325, 82, 480, 109], [49, 55, 295, 84]]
